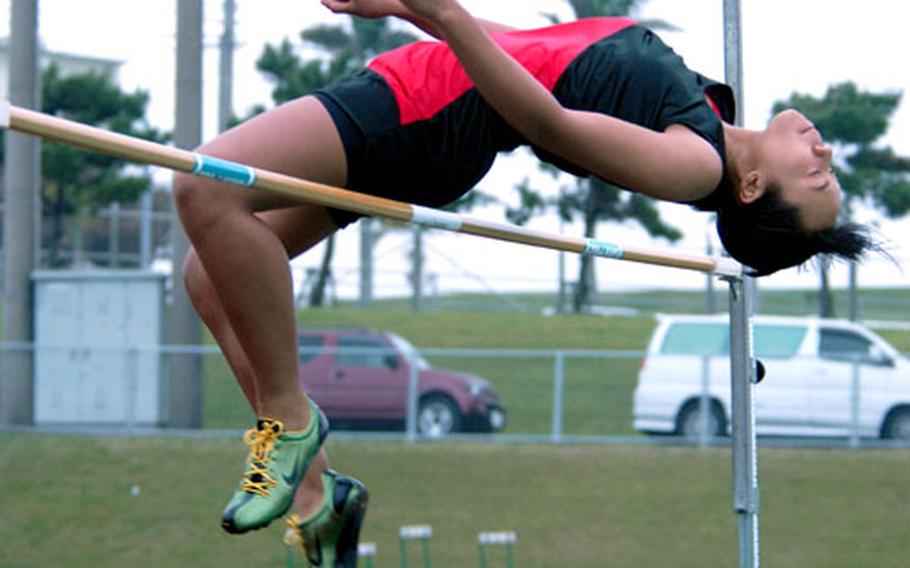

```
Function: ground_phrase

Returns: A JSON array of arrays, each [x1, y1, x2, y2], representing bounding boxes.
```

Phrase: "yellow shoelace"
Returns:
[[283, 514, 305, 549], [239, 420, 283, 497]]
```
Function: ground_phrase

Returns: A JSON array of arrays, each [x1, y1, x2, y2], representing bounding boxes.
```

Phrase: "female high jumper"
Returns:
[[172, 0, 872, 564]]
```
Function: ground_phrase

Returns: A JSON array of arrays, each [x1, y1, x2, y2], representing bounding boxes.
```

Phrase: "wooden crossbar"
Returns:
[[0, 100, 742, 277]]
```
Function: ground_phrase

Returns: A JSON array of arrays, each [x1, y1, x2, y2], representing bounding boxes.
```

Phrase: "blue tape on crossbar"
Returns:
[[583, 239, 624, 259], [191, 154, 257, 186]]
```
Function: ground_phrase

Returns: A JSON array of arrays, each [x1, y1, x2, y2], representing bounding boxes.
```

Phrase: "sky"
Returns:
[[2, 0, 909, 298]]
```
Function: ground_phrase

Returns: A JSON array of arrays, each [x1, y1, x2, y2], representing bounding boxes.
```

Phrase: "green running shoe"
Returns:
[[221, 398, 329, 534], [283, 470, 369, 567]]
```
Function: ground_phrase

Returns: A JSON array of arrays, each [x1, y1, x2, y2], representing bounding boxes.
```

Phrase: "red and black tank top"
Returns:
[[368, 18, 735, 206]]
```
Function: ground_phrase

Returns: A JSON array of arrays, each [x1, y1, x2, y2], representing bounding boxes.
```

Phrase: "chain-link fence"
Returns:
[[3, 341, 909, 449]]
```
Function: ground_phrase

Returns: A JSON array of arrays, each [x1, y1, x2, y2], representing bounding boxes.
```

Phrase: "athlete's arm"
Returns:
[[400, 0, 722, 201], [320, 0, 515, 38]]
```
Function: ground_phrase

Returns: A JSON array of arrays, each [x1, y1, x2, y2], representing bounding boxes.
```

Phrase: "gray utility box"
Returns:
[[33, 270, 167, 425]]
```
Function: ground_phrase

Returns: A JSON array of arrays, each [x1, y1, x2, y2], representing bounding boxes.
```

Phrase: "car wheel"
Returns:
[[676, 400, 726, 439], [882, 408, 910, 440], [418, 395, 462, 438]]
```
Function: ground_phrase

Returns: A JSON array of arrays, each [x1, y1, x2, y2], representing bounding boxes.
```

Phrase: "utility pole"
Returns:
[[168, 0, 204, 428], [2, 0, 40, 426], [218, 0, 236, 133]]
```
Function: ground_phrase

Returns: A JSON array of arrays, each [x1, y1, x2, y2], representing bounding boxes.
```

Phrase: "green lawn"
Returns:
[[3, 435, 909, 567], [370, 287, 910, 323]]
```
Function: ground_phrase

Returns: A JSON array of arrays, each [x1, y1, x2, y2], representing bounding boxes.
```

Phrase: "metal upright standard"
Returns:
[[723, 0, 761, 566], [727, 277, 760, 568]]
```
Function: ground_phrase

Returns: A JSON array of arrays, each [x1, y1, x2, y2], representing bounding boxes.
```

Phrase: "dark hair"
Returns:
[[715, 185, 876, 277]]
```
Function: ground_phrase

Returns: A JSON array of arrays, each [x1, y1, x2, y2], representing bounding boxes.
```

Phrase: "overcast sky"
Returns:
[[2, 0, 908, 296]]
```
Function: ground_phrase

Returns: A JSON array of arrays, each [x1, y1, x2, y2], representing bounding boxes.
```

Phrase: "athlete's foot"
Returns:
[[221, 397, 329, 534], [284, 470, 369, 568]]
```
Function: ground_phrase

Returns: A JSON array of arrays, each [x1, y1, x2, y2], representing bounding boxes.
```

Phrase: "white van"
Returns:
[[633, 314, 910, 440]]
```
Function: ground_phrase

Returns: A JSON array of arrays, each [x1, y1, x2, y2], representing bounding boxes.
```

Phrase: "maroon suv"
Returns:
[[297, 328, 506, 437]]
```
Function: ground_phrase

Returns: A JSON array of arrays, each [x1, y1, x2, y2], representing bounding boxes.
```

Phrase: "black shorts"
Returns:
[[312, 70, 522, 228]]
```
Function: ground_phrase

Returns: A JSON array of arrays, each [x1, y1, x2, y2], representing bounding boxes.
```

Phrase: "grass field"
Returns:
[[3, 434, 909, 567], [371, 287, 910, 323]]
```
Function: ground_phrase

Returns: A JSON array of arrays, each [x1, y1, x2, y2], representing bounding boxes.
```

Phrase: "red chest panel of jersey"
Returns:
[[368, 17, 636, 125]]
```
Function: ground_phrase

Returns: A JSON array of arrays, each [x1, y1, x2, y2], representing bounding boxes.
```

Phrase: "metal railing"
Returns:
[[2, 341, 908, 449]]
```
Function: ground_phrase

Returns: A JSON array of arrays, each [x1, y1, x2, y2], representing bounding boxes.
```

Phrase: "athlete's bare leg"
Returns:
[[175, 95, 348, 516], [174, 95, 346, 429], [182, 210, 337, 516]]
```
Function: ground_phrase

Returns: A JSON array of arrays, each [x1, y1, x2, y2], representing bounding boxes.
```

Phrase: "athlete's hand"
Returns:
[[320, 0, 405, 20]]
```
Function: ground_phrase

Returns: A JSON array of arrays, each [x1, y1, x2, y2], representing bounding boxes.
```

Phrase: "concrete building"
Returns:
[[0, 37, 122, 97]]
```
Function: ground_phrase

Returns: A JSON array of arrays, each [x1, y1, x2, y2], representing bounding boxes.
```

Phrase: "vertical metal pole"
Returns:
[[73, 206, 87, 265], [359, 219, 373, 307], [557, 187, 567, 314], [723, 0, 744, 114], [405, 349, 420, 441], [723, 1, 760, 565], [728, 277, 759, 568], [411, 225, 424, 312], [848, 261, 858, 322], [698, 354, 711, 449], [139, 191, 152, 267], [849, 358, 861, 449], [217, 0, 236, 133], [2, 0, 40, 426], [552, 351, 565, 443], [126, 347, 139, 434], [109, 202, 121, 267]]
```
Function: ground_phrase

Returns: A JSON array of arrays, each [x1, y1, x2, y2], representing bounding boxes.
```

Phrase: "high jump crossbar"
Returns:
[[0, 100, 742, 279]]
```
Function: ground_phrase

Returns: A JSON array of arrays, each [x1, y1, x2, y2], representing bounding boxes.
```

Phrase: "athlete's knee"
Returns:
[[173, 171, 240, 241], [182, 248, 218, 319], [174, 172, 211, 225], [173, 173, 207, 226]]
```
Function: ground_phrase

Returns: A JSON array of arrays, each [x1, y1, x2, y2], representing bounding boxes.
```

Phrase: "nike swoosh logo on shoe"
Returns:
[[281, 444, 306, 487]]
